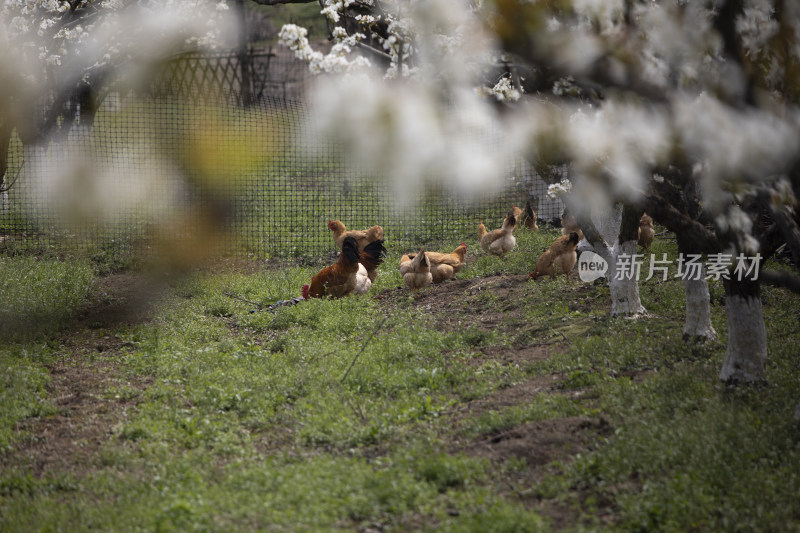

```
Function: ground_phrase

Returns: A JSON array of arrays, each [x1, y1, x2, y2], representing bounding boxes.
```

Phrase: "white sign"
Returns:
[[579, 251, 608, 282]]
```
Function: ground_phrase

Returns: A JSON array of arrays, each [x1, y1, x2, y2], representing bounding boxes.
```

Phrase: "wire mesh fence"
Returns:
[[0, 54, 565, 260]]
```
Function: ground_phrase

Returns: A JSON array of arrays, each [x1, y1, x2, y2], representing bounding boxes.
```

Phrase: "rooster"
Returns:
[[399, 249, 433, 297], [406, 243, 467, 284], [560, 208, 584, 241], [328, 220, 384, 252], [353, 239, 387, 294], [478, 211, 517, 256], [638, 213, 654, 252], [531, 232, 580, 280], [303, 236, 384, 299]]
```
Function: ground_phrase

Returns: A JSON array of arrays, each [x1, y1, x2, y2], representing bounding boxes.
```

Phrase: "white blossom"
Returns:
[[547, 178, 573, 199], [487, 76, 520, 103]]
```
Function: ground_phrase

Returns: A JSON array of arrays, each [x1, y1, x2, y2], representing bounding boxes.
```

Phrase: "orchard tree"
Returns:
[[0, 0, 237, 218], [278, 0, 800, 386]]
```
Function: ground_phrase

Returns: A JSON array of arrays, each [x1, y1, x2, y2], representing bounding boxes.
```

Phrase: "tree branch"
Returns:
[[572, 204, 610, 253], [759, 269, 800, 295], [641, 192, 720, 254], [754, 188, 800, 270]]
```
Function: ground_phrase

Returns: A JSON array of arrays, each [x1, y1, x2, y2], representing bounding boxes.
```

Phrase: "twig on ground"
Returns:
[[223, 292, 263, 309], [341, 316, 388, 384]]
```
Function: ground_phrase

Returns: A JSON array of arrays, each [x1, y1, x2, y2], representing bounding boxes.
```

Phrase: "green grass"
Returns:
[[0, 256, 94, 340], [1, 232, 799, 531]]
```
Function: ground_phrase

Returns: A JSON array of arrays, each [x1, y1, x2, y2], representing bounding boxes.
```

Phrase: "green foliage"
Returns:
[[0, 345, 55, 451], [0, 256, 94, 340]]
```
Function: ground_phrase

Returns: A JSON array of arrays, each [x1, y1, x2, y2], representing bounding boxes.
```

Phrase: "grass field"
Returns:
[[1, 228, 799, 531]]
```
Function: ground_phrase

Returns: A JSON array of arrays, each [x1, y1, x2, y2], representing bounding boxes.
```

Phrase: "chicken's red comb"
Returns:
[[301, 284, 310, 299]]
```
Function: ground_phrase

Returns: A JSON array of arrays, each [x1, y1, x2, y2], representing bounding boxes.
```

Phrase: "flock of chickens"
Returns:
[[301, 200, 656, 300]]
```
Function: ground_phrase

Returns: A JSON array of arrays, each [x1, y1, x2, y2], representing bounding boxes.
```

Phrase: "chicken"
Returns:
[[531, 232, 580, 280], [328, 219, 384, 252], [407, 242, 467, 283], [638, 213, 655, 252], [560, 208, 584, 241], [510, 202, 538, 231], [399, 249, 433, 297], [302, 236, 362, 299], [478, 211, 517, 256], [353, 239, 387, 294], [522, 199, 539, 231]]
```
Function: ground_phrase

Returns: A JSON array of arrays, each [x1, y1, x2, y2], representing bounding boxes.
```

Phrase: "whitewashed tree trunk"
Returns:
[[719, 282, 767, 383], [675, 232, 717, 341], [595, 204, 623, 245], [609, 239, 646, 316], [683, 275, 717, 340], [584, 204, 645, 317]]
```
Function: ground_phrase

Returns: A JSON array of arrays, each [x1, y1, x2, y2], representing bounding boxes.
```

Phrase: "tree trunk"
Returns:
[[609, 239, 647, 316], [578, 203, 646, 316], [719, 278, 767, 383], [675, 233, 717, 340], [683, 275, 717, 340], [611, 205, 646, 316]]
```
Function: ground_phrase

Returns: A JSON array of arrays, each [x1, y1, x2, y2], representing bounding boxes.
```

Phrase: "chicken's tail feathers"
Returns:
[[363, 238, 387, 257], [341, 236, 360, 265], [506, 211, 517, 227], [419, 249, 430, 267], [361, 239, 387, 269], [478, 222, 487, 240], [524, 199, 535, 219]]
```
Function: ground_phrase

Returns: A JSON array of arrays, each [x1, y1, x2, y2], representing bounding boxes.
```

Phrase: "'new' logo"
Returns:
[[578, 251, 608, 282]]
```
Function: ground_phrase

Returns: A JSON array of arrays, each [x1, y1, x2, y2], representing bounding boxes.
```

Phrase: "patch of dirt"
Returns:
[[461, 412, 614, 530], [448, 375, 560, 421], [379, 274, 617, 529], [477, 344, 561, 368], [4, 354, 152, 477], [75, 273, 160, 329], [2, 274, 156, 477], [441, 372, 615, 529], [465, 415, 611, 472], [377, 274, 536, 333]]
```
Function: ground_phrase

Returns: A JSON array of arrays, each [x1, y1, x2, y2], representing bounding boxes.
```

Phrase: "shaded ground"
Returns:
[[2, 274, 155, 477]]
